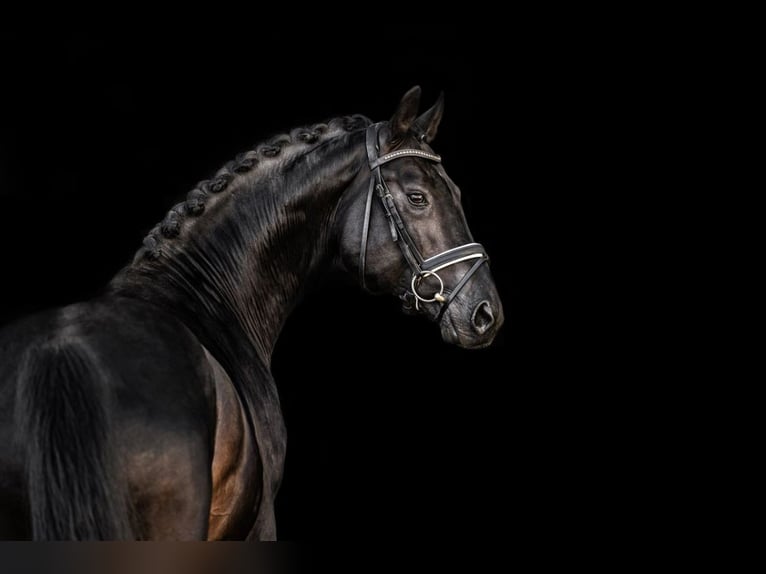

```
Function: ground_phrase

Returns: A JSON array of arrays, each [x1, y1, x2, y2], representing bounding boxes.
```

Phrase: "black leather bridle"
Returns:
[[359, 122, 489, 321]]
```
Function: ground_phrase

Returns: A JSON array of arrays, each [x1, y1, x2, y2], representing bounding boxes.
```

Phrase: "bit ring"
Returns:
[[411, 270, 445, 305]]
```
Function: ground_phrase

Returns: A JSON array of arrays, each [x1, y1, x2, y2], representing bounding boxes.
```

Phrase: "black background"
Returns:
[[0, 22, 612, 542]]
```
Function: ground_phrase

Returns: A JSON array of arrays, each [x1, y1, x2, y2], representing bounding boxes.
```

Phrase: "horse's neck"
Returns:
[[106, 128, 366, 496], [110, 132, 366, 369]]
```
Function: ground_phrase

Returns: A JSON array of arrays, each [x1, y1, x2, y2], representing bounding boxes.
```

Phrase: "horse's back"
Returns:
[[0, 295, 216, 427], [0, 295, 220, 539]]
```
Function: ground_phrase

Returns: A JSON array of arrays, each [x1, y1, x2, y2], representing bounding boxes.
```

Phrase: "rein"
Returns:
[[359, 123, 489, 321]]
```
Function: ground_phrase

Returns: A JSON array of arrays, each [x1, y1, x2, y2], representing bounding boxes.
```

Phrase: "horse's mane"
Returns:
[[133, 114, 372, 263]]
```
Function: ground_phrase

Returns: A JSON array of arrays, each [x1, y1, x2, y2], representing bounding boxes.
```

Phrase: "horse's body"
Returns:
[[0, 296, 264, 539], [0, 87, 503, 539]]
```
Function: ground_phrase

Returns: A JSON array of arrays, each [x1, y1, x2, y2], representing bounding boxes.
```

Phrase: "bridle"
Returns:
[[359, 122, 489, 321]]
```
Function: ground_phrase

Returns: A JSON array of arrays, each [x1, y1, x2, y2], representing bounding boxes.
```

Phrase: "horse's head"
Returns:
[[337, 86, 504, 349]]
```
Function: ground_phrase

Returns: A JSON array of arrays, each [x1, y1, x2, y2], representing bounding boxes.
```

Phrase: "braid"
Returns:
[[133, 115, 372, 262]]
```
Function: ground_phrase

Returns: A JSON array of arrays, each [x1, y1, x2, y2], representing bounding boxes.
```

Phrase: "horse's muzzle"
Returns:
[[439, 296, 504, 349]]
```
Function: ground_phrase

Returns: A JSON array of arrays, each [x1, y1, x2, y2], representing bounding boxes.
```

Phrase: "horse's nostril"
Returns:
[[471, 300, 495, 335]]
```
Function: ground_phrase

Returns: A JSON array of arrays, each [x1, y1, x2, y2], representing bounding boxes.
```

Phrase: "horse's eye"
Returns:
[[407, 193, 428, 206]]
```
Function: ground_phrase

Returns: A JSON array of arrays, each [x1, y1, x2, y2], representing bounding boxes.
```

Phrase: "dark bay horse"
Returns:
[[0, 86, 503, 540]]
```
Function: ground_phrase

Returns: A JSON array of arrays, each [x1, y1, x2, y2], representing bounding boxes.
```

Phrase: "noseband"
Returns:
[[359, 123, 489, 321]]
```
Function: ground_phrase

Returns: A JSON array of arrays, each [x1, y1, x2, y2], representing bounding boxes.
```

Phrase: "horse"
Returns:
[[0, 86, 504, 540]]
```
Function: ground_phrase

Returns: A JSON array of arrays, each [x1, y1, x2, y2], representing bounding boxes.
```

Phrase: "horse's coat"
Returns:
[[0, 86, 503, 540]]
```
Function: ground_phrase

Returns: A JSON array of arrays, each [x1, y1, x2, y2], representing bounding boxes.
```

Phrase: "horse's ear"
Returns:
[[413, 91, 445, 144], [389, 85, 422, 142]]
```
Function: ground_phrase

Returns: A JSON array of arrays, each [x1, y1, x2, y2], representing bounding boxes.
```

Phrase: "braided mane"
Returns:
[[133, 114, 372, 263]]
